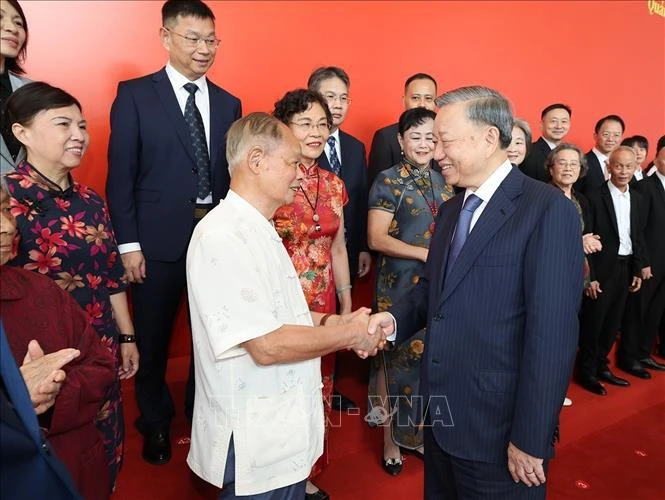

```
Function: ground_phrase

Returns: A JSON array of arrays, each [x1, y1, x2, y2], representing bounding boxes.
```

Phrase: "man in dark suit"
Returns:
[[578, 147, 647, 394], [520, 103, 571, 182], [106, 0, 241, 465], [618, 136, 665, 373], [575, 114, 625, 194], [0, 322, 82, 499], [308, 66, 371, 412], [367, 73, 437, 186], [369, 86, 583, 498]]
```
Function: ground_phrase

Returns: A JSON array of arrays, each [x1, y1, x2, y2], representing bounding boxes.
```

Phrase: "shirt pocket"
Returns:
[[243, 385, 310, 468]]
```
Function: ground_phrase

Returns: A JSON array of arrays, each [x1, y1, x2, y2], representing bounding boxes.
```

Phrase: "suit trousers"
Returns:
[[219, 435, 306, 499], [133, 217, 202, 431], [634, 274, 665, 359], [424, 427, 547, 499], [579, 257, 631, 378]]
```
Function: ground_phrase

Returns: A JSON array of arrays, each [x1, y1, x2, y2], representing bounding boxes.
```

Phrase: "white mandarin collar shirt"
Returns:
[[186, 190, 323, 495]]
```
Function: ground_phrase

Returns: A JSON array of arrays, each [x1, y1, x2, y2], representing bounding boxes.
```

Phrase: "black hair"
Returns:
[[621, 135, 649, 151], [162, 0, 215, 26], [540, 103, 572, 119], [4, 81, 82, 127], [656, 135, 665, 155], [307, 66, 350, 91], [398, 107, 436, 136], [404, 73, 437, 92], [2, 0, 29, 75], [594, 114, 625, 134], [272, 89, 332, 128]]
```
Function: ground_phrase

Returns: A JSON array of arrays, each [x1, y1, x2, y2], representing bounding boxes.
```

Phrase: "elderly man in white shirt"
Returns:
[[186, 112, 384, 499]]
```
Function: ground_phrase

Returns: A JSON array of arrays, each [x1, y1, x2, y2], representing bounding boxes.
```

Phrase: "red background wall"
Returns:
[[20, 1, 665, 356]]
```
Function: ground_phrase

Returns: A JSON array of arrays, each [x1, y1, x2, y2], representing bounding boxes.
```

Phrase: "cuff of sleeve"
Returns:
[[386, 313, 397, 342], [118, 242, 141, 254]]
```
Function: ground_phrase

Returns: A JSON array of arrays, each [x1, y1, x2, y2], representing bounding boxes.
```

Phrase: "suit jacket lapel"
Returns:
[[651, 175, 665, 209], [439, 169, 521, 305], [208, 81, 223, 168], [318, 150, 331, 172], [339, 132, 351, 180], [434, 194, 463, 299], [601, 183, 619, 237], [152, 69, 196, 164]]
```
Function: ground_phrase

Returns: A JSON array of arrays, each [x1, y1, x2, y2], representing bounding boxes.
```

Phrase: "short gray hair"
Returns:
[[226, 113, 284, 175], [545, 143, 588, 180], [435, 86, 513, 149]]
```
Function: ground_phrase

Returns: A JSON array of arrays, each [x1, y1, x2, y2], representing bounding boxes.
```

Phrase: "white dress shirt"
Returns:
[[324, 128, 342, 165], [186, 190, 324, 495], [592, 148, 609, 180], [117, 64, 213, 255], [607, 181, 632, 256], [542, 137, 557, 150]]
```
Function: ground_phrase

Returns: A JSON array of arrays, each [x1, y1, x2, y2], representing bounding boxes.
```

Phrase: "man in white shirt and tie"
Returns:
[[575, 114, 625, 194]]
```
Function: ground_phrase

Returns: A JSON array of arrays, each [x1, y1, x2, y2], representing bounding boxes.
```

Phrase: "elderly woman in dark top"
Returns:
[[4, 82, 138, 493], [507, 118, 532, 168]]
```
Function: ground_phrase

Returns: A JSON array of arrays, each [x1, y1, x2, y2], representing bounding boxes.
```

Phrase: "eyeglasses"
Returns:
[[322, 92, 350, 104], [289, 121, 330, 133], [555, 160, 580, 168], [164, 28, 220, 49], [600, 132, 621, 139]]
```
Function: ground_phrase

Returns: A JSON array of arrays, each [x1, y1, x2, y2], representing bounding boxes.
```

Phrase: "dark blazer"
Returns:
[[367, 123, 401, 187], [584, 183, 647, 283], [520, 137, 552, 182], [318, 130, 368, 278], [575, 150, 605, 195], [389, 167, 583, 463], [106, 68, 242, 262], [0, 323, 82, 500], [635, 174, 665, 275]]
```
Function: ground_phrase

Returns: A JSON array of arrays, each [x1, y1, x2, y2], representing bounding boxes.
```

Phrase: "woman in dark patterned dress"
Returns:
[[3, 82, 139, 494], [367, 108, 454, 475]]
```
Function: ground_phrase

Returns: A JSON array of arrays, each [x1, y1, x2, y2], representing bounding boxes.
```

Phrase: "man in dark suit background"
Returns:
[[520, 103, 571, 182], [308, 66, 371, 412], [369, 86, 583, 498], [575, 114, 625, 194], [578, 147, 647, 394], [0, 321, 82, 499], [367, 73, 437, 186], [618, 136, 665, 373], [106, 0, 241, 465]]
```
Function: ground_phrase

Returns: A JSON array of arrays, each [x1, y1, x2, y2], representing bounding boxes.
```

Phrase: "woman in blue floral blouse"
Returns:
[[367, 107, 454, 476], [3, 82, 139, 495]]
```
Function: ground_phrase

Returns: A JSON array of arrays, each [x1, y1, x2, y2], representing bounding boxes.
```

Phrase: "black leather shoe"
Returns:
[[331, 390, 358, 411], [640, 357, 665, 371], [598, 369, 630, 386], [619, 361, 652, 379], [142, 429, 171, 465], [382, 456, 404, 476], [578, 377, 607, 396], [305, 489, 329, 500]]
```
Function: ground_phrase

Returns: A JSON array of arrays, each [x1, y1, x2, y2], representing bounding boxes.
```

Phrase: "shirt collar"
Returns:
[[464, 159, 513, 205], [592, 147, 608, 164], [655, 169, 665, 184], [608, 179, 629, 197], [165, 62, 208, 93], [328, 129, 340, 143], [542, 137, 557, 150]]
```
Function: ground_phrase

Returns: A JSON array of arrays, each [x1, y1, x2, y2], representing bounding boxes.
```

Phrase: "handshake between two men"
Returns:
[[329, 308, 398, 359]]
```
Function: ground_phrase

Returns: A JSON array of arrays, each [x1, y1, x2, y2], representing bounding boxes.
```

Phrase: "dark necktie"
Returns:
[[445, 193, 483, 278], [327, 136, 342, 176], [183, 83, 211, 199], [0, 323, 41, 444]]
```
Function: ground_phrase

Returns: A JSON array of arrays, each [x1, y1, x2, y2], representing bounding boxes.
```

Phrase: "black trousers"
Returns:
[[133, 218, 202, 431], [424, 427, 548, 499], [579, 257, 632, 379], [627, 273, 665, 360]]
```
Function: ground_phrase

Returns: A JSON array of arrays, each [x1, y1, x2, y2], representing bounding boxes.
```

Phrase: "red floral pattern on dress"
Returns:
[[5, 161, 127, 492]]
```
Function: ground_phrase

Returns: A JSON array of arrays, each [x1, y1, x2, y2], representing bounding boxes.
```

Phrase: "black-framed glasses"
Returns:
[[164, 28, 220, 49]]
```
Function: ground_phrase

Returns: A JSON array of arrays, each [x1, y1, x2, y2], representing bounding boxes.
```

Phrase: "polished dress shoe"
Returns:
[[305, 488, 329, 500], [383, 456, 404, 476], [578, 377, 607, 396], [598, 369, 630, 386], [331, 390, 358, 412], [640, 357, 665, 371], [142, 429, 171, 465], [618, 361, 652, 379]]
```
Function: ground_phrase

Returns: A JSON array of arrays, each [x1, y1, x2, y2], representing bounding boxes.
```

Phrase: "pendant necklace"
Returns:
[[300, 167, 321, 231], [403, 159, 439, 219]]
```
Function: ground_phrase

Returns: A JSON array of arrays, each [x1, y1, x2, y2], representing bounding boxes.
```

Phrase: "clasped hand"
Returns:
[[339, 308, 389, 359]]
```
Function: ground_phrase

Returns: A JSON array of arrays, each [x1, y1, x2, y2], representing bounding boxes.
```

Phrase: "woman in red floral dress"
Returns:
[[3, 82, 138, 495], [273, 89, 352, 499]]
